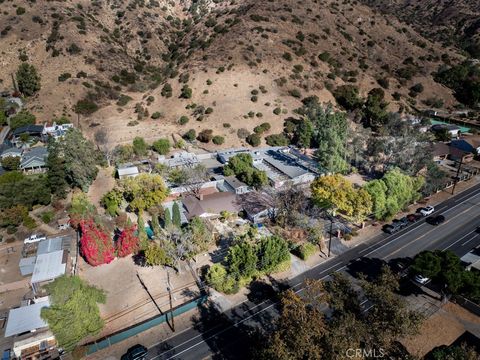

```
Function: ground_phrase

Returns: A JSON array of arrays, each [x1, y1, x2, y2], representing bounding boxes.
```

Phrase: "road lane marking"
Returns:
[[461, 233, 479, 246]]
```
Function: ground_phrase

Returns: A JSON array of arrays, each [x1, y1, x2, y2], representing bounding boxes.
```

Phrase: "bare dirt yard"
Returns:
[[78, 256, 201, 338]]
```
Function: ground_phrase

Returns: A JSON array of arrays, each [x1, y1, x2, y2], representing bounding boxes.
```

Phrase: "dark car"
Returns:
[[426, 215, 445, 226], [407, 213, 422, 223], [394, 217, 409, 228], [121, 345, 148, 360], [383, 221, 402, 234]]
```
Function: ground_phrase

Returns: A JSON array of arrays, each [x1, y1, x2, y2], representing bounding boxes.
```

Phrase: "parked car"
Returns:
[[427, 215, 445, 226], [393, 217, 409, 228], [121, 344, 148, 360], [407, 213, 422, 223], [383, 222, 402, 234], [414, 274, 430, 285], [419, 206, 435, 216], [24, 234, 47, 244]]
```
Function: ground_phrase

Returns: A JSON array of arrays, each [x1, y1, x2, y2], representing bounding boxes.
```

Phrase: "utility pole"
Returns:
[[328, 217, 333, 257], [166, 270, 175, 332], [451, 155, 464, 195]]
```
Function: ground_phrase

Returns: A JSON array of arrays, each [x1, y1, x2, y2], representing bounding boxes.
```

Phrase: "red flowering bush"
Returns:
[[80, 219, 115, 266], [116, 224, 139, 257]]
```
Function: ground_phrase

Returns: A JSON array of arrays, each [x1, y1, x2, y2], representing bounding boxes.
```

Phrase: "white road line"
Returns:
[[461, 233, 479, 246], [444, 229, 477, 250]]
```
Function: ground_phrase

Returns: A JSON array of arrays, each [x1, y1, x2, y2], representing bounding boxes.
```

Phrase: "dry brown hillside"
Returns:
[[360, 0, 480, 58], [0, 0, 467, 148]]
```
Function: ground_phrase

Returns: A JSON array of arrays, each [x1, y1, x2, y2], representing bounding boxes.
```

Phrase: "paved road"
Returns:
[[146, 184, 480, 360]]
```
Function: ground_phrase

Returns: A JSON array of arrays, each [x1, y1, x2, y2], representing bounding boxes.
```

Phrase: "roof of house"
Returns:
[[432, 142, 450, 157], [224, 176, 248, 190], [239, 192, 274, 217], [4, 299, 50, 337], [183, 192, 239, 218], [20, 147, 48, 169], [117, 166, 139, 177], [459, 135, 480, 149], [37, 236, 71, 256], [1, 147, 22, 157], [12, 124, 44, 137], [31, 250, 67, 284]]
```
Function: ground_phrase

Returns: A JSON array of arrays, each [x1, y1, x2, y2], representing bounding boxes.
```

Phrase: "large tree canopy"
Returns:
[[41, 276, 105, 352], [56, 129, 104, 191], [310, 174, 373, 222], [119, 173, 169, 211], [16, 63, 41, 96]]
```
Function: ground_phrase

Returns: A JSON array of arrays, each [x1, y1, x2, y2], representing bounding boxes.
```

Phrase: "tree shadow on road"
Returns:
[[346, 257, 387, 281], [188, 299, 270, 360]]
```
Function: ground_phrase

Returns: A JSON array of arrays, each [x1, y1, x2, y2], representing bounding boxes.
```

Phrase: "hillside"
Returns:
[[0, 0, 467, 148], [360, 0, 480, 58]]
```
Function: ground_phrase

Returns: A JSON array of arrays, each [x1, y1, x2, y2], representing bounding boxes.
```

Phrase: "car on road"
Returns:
[[393, 217, 409, 228], [407, 213, 422, 223], [121, 344, 148, 360], [383, 222, 402, 234], [414, 274, 430, 285], [419, 206, 435, 216], [426, 215, 445, 226], [24, 234, 47, 244]]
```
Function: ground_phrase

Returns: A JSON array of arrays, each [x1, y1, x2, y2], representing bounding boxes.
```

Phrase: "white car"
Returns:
[[24, 234, 47, 244], [414, 274, 430, 285], [420, 206, 435, 216]]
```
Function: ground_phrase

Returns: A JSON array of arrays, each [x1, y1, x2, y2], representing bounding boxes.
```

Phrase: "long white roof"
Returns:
[[5, 299, 50, 337]]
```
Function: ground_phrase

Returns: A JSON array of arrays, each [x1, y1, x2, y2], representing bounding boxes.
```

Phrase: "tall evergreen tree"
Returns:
[[164, 207, 172, 228], [16, 63, 41, 96], [46, 140, 68, 198], [137, 211, 149, 250], [172, 202, 181, 228]]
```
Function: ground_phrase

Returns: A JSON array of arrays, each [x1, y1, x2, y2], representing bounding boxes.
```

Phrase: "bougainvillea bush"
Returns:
[[116, 224, 139, 257], [80, 219, 115, 266]]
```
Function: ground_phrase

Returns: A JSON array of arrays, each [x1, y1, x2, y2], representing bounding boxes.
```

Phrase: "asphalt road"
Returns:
[[146, 183, 480, 360]]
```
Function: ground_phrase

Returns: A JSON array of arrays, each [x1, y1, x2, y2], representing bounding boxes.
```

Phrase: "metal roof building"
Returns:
[[4, 299, 50, 337], [37, 236, 71, 256], [31, 250, 67, 285]]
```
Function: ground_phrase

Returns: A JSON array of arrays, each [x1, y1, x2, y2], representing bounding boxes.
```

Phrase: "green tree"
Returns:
[[145, 243, 172, 266], [364, 179, 388, 220], [310, 174, 372, 222], [332, 85, 362, 111], [57, 129, 103, 191], [411, 251, 442, 278], [68, 191, 96, 227], [363, 88, 389, 130], [16, 63, 41, 96], [41, 276, 105, 352], [100, 189, 123, 216], [0, 171, 51, 210], [152, 138, 171, 155], [1, 156, 20, 171], [120, 173, 169, 211], [223, 153, 268, 188], [164, 207, 172, 228], [0, 98, 7, 126], [187, 217, 213, 254], [151, 212, 161, 237], [226, 241, 258, 280], [46, 140, 68, 198], [205, 264, 238, 294], [258, 235, 290, 273], [172, 202, 181, 228], [137, 211, 149, 250], [10, 110, 36, 131], [132, 137, 148, 157]]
